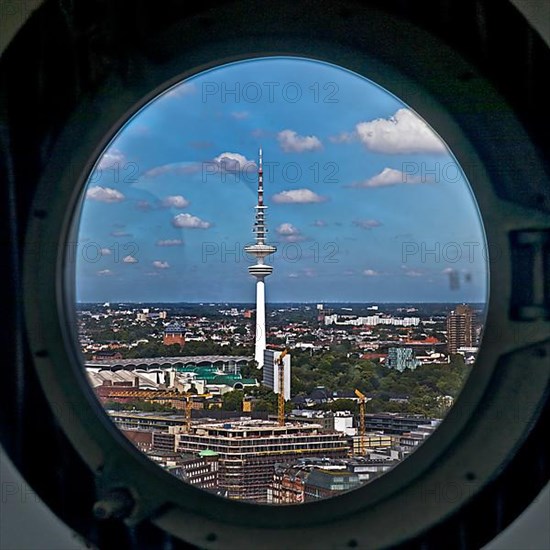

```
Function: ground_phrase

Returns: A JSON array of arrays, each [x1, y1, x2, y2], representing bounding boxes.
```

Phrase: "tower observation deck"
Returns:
[[244, 148, 277, 367]]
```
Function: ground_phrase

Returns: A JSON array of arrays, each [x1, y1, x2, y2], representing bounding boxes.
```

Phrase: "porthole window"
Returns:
[[8, 2, 548, 549]]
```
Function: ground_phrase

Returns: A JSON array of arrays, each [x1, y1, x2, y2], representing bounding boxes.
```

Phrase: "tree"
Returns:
[[222, 390, 244, 411], [253, 399, 274, 413], [240, 360, 257, 379]]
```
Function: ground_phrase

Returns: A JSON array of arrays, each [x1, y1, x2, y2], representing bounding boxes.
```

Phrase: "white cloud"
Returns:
[[156, 239, 184, 247], [276, 223, 304, 242], [100, 248, 112, 256], [97, 149, 125, 170], [251, 128, 268, 139], [110, 230, 132, 237], [355, 109, 447, 154], [86, 186, 125, 203], [230, 111, 249, 120], [363, 269, 379, 276], [161, 195, 190, 208], [152, 260, 170, 269], [352, 167, 424, 188], [163, 82, 197, 98], [123, 255, 138, 264], [288, 268, 315, 278], [172, 213, 212, 229], [405, 269, 423, 277], [143, 163, 200, 178], [353, 219, 382, 229], [272, 188, 327, 204], [329, 132, 355, 144], [145, 165, 174, 178], [312, 219, 328, 227], [442, 267, 456, 274], [97, 269, 113, 276], [213, 152, 256, 171], [277, 130, 322, 152], [136, 200, 152, 211], [127, 124, 149, 137], [276, 223, 300, 236]]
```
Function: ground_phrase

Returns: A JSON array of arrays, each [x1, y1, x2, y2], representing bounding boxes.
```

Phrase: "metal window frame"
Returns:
[[4, 1, 548, 549]]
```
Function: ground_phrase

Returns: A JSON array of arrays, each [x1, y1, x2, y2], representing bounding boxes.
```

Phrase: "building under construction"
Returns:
[[177, 419, 351, 502]]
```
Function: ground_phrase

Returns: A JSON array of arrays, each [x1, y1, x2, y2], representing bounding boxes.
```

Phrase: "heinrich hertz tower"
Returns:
[[245, 148, 277, 368]]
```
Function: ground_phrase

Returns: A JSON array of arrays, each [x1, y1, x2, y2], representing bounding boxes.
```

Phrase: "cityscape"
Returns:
[[79, 147, 485, 504], [81, 299, 482, 503]]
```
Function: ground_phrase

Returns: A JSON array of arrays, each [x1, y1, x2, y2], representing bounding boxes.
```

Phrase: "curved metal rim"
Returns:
[[19, 2, 550, 549]]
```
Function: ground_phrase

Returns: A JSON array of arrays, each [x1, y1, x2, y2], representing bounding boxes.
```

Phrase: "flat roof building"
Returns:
[[177, 419, 351, 502]]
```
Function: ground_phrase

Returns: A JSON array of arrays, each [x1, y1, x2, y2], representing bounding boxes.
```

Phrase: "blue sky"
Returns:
[[76, 57, 488, 303]]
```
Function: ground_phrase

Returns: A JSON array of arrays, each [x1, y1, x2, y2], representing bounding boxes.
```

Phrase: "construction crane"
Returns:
[[182, 392, 211, 433], [355, 389, 367, 456], [101, 389, 183, 400], [101, 387, 211, 433], [277, 349, 289, 426]]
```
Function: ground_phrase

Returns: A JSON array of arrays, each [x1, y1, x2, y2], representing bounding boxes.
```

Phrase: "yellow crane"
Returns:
[[183, 392, 211, 433], [277, 349, 289, 426], [102, 387, 211, 433], [354, 389, 366, 456]]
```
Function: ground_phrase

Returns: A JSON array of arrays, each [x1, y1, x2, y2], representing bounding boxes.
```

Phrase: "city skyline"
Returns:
[[76, 57, 488, 304], [77, 300, 487, 305]]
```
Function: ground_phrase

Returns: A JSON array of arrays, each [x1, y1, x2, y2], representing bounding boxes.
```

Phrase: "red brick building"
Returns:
[[163, 322, 185, 347]]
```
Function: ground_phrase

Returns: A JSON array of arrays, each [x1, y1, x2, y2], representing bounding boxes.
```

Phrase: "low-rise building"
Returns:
[[351, 433, 394, 454], [145, 449, 219, 491], [304, 469, 362, 501], [364, 413, 439, 435]]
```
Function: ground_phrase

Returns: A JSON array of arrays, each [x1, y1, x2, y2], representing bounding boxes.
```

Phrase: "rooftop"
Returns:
[[164, 322, 185, 333], [191, 419, 328, 437], [85, 355, 251, 368]]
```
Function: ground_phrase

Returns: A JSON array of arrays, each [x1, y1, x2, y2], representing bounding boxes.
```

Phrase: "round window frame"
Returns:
[[20, 3, 549, 549]]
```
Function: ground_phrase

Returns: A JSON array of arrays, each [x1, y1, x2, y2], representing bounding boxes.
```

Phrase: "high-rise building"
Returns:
[[244, 148, 277, 368], [316, 303, 325, 323], [446, 304, 475, 354], [263, 348, 291, 400]]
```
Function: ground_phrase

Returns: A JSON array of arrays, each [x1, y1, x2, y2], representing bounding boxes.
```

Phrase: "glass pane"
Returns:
[[73, 57, 488, 504]]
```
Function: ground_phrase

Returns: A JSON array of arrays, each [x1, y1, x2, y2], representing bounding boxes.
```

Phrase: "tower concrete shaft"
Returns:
[[244, 148, 276, 367]]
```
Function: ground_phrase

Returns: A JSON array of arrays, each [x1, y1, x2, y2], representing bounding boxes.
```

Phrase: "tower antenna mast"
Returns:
[[244, 148, 277, 368]]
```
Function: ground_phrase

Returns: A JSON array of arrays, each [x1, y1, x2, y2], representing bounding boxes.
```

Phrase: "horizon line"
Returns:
[[76, 300, 486, 305]]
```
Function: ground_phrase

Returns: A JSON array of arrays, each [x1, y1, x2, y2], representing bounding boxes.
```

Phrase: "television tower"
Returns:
[[245, 148, 277, 368]]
